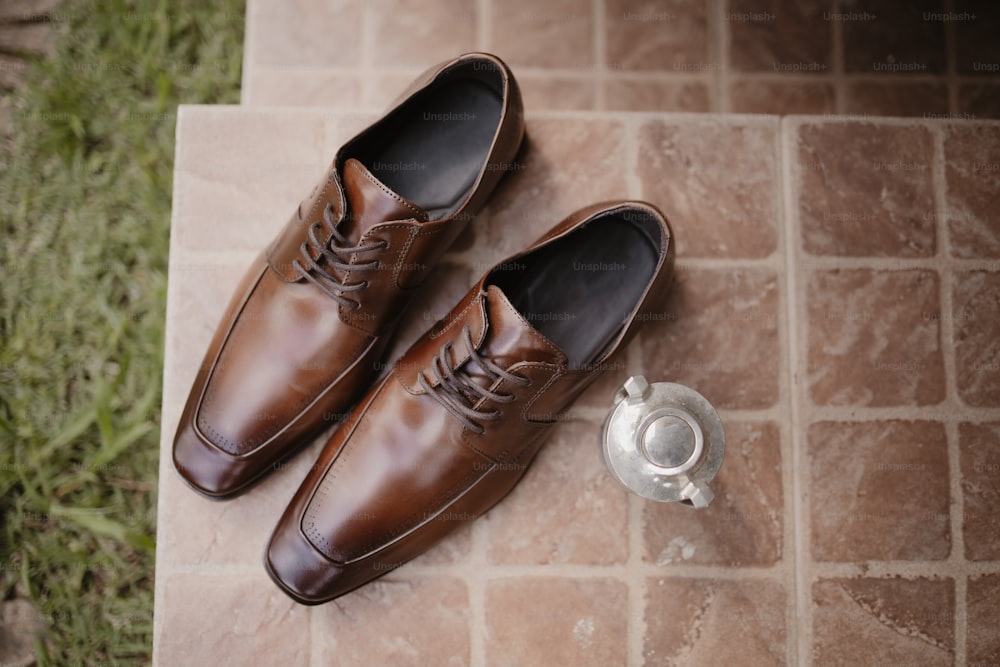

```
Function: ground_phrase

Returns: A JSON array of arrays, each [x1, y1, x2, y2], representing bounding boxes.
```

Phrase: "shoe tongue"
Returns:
[[339, 158, 428, 244], [478, 285, 567, 368]]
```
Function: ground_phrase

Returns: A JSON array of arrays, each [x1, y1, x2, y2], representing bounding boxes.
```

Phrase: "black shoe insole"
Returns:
[[496, 215, 661, 368], [368, 79, 502, 220]]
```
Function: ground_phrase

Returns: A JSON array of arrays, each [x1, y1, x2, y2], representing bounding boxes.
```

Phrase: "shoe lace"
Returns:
[[292, 202, 387, 309], [418, 321, 531, 435]]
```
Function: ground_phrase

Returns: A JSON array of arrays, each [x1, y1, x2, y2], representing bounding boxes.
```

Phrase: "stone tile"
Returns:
[[812, 577, 954, 665], [959, 422, 1000, 561], [729, 79, 835, 114], [637, 119, 779, 259], [173, 108, 327, 252], [953, 1, 1000, 76], [481, 117, 627, 257], [603, 78, 710, 111], [409, 523, 473, 566], [246, 0, 361, 68], [958, 83, 1000, 119], [484, 577, 628, 667], [572, 356, 630, 411], [244, 69, 361, 108], [157, 440, 322, 568], [726, 0, 832, 74], [844, 81, 949, 118], [362, 73, 425, 110], [489, 0, 593, 69], [954, 271, 1000, 407], [842, 0, 947, 75], [795, 122, 936, 257], [486, 420, 628, 565], [644, 578, 787, 665], [643, 421, 783, 567], [316, 576, 470, 666], [605, 0, 708, 71], [517, 75, 597, 110], [807, 420, 950, 561], [968, 573, 1000, 665], [163, 258, 256, 396], [944, 125, 1000, 258], [369, 0, 476, 67], [640, 267, 780, 410], [805, 269, 944, 407], [324, 112, 379, 157], [155, 573, 310, 666]]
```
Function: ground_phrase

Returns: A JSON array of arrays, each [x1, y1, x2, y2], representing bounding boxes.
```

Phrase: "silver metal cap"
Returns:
[[601, 376, 725, 508]]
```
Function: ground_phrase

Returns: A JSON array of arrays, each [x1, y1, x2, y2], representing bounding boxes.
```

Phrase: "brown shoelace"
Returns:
[[292, 202, 387, 308], [418, 317, 531, 434]]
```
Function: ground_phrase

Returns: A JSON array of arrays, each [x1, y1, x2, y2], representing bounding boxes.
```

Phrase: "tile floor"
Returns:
[[155, 107, 1000, 666], [242, 0, 1000, 118], [154, 1, 1000, 665]]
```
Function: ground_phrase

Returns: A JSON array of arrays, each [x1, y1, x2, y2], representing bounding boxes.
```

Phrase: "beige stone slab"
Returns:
[[154, 573, 311, 666], [172, 106, 331, 253]]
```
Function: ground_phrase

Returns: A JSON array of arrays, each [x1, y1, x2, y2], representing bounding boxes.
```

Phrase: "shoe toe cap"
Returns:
[[172, 419, 260, 498], [265, 517, 356, 605]]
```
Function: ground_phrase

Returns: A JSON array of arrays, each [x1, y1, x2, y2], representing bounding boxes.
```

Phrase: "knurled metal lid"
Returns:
[[601, 375, 725, 508]]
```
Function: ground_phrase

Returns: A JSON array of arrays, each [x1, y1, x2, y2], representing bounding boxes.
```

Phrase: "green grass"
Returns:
[[0, 1, 244, 663]]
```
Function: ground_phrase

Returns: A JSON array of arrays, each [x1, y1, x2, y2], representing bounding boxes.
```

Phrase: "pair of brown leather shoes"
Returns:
[[172, 53, 675, 604]]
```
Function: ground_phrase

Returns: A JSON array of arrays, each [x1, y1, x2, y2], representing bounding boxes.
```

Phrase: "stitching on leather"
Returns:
[[490, 287, 565, 360], [339, 223, 412, 335], [199, 310, 370, 456], [521, 366, 563, 422], [348, 159, 423, 217], [198, 309, 311, 454], [429, 291, 482, 340], [391, 228, 418, 285], [394, 291, 483, 394], [301, 380, 389, 561], [335, 467, 483, 562], [301, 407, 488, 562]]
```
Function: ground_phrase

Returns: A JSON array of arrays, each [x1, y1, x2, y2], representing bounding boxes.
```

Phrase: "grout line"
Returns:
[[943, 0, 960, 116], [468, 519, 488, 667], [626, 494, 645, 667], [593, 0, 607, 111], [806, 405, 1000, 422], [358, 0, 375, 107], [309, 605, 318, 667], [955, 569, 968, 665], [626, 340, 645, 667], [810, 560, 1000, 578], [771, 115, 798, 667], [933, 118, 968, 664], [711, 0, 728, 112], [947, 419, 968, 665], [476, 0, 489, 51], [830, 0, 846, 114], [779, 116, 812, 667], [622, 115, 641, 200], [784, 255, 1000, 271]]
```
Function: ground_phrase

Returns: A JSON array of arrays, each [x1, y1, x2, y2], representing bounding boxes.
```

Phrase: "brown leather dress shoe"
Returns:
[[172, 53, 524, 498], [265, 201, 675, 604]]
